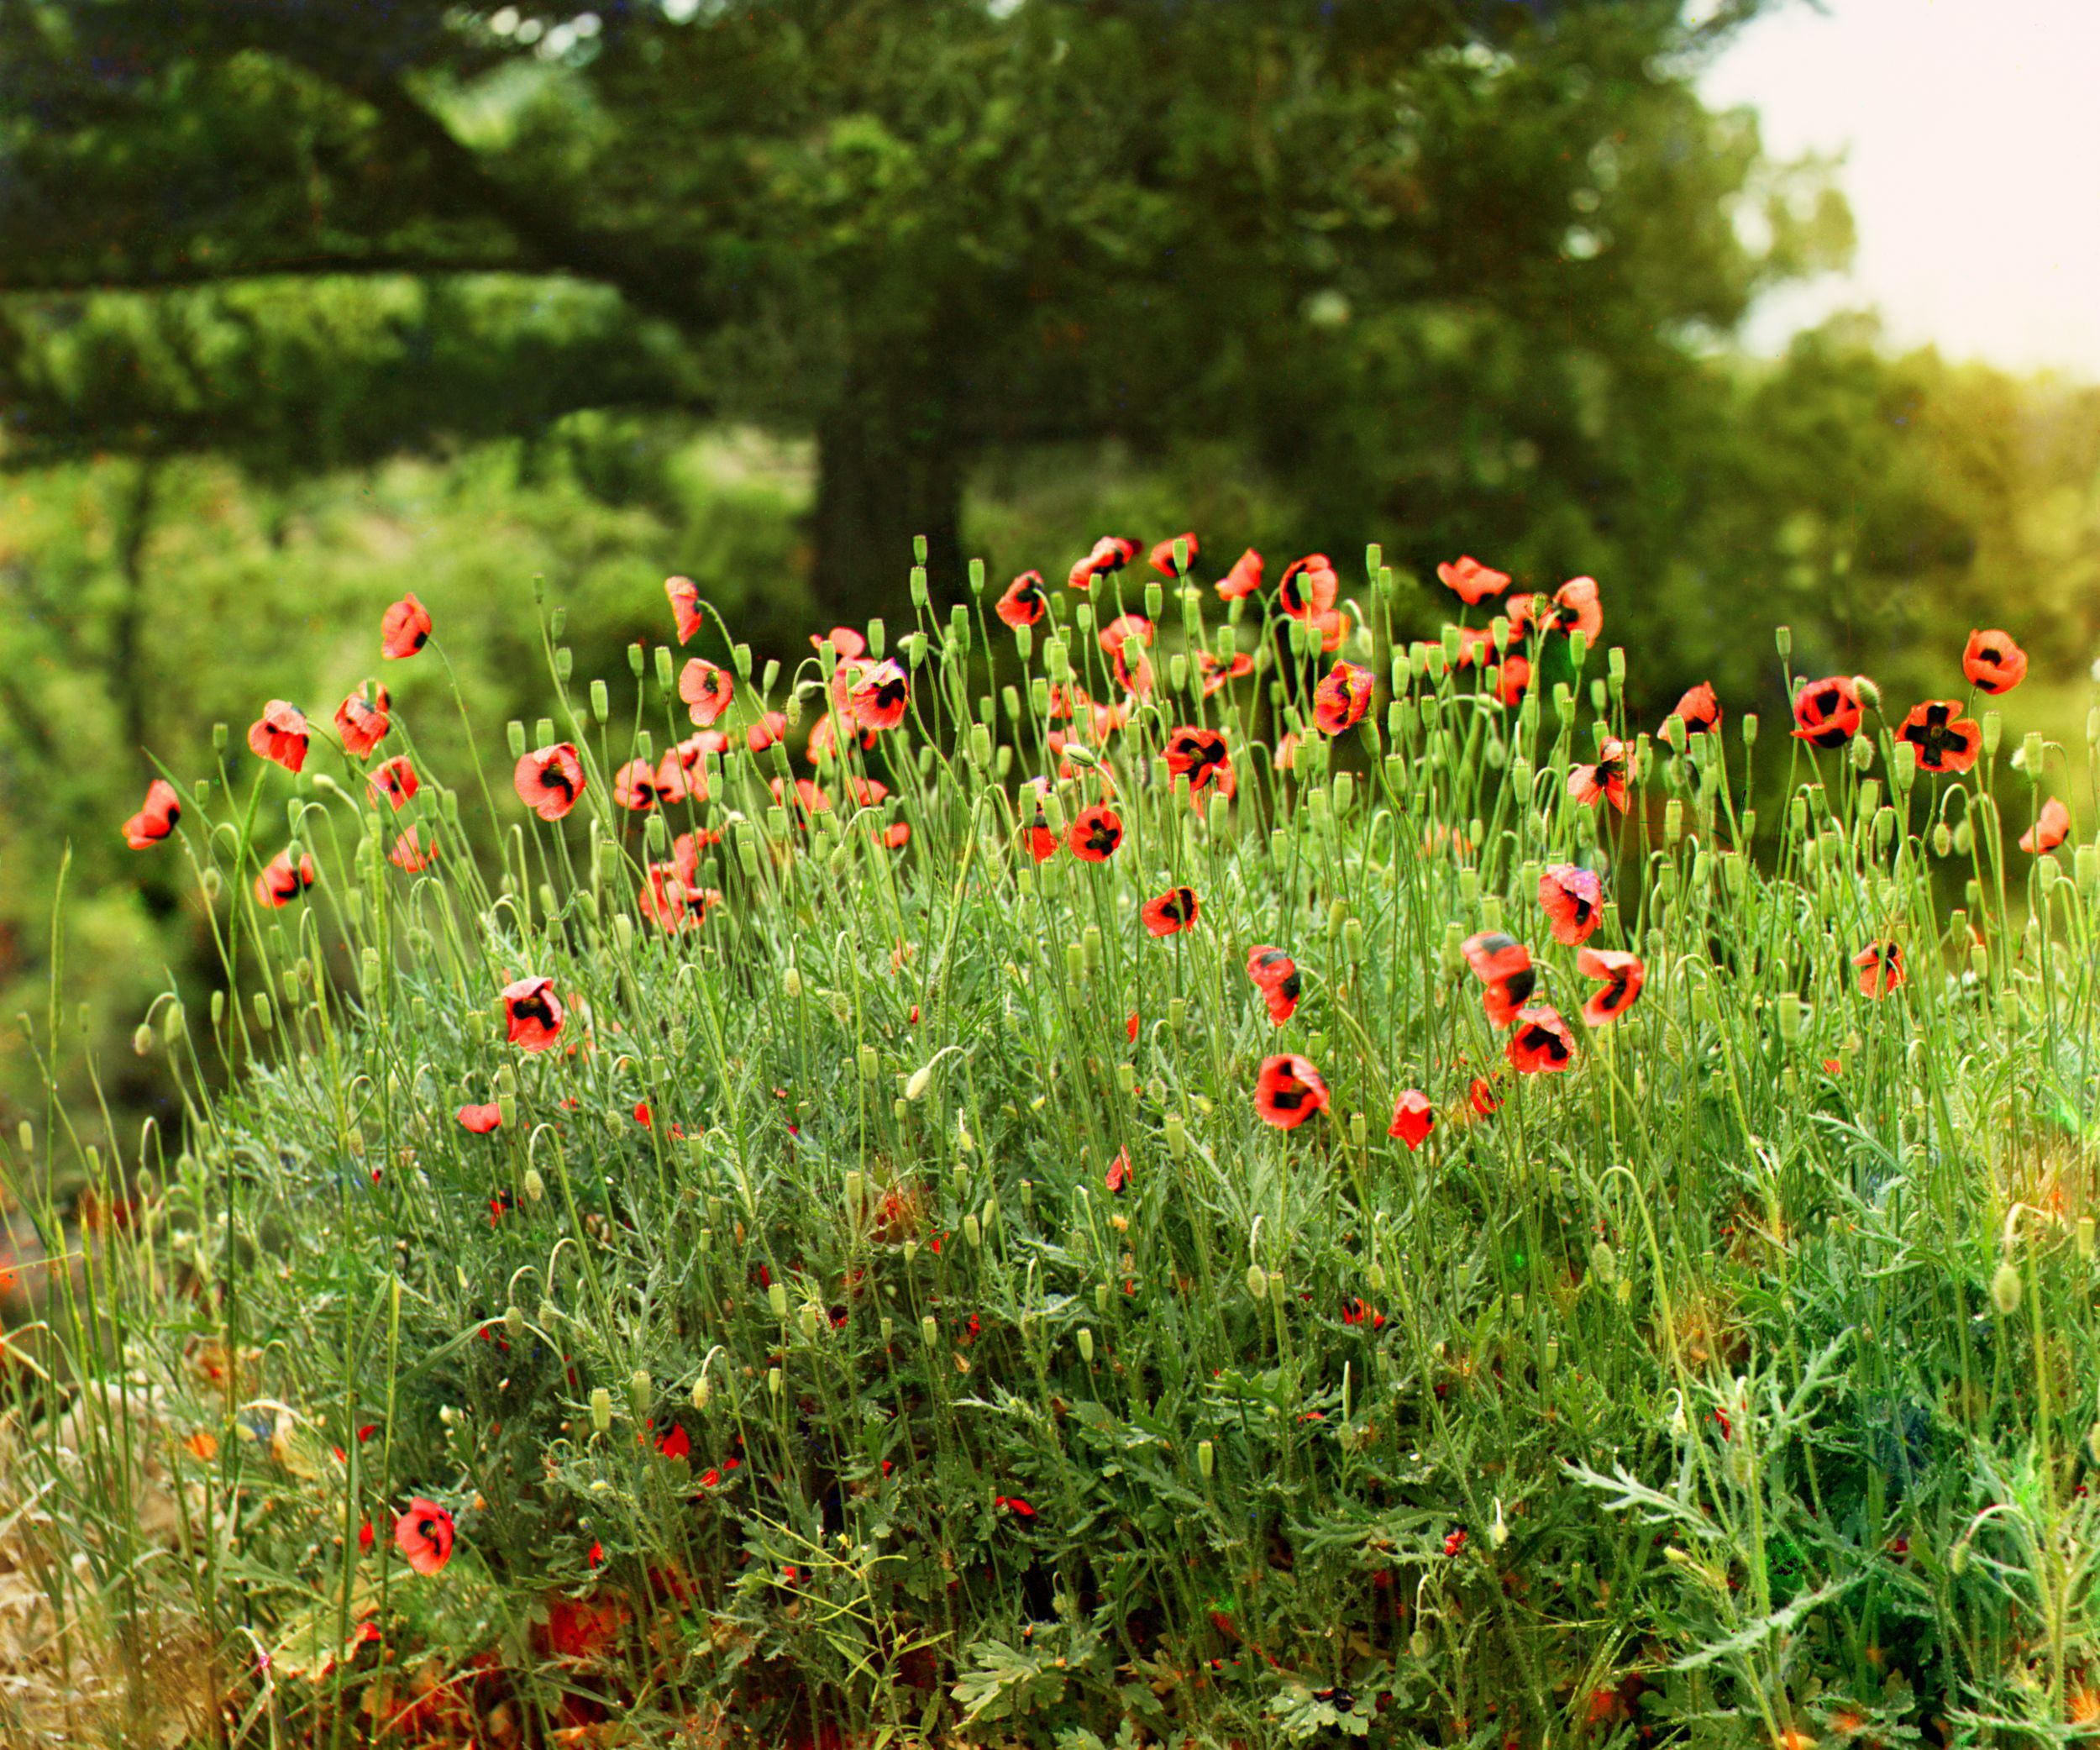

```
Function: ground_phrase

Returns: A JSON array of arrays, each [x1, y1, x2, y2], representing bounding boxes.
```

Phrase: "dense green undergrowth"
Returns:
[[8, 544, 2100, 1748]]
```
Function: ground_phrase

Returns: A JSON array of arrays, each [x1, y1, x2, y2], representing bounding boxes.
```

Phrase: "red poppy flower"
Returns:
[[1215, 548, 1263, 602], [1494, 654, 1531, 709], [656, 1423, 690, 1461], [1112, 644, 1154, 697], [1567, 738, 1629, 812], [1163, 725, 1236, 799], [1672, 681, 1721, 738], [1542, 575, 1602, 641], [1444, 1529, 1467, 1558], [389, 827, 438, 872], [655, 734, 717, 807], [1098, 612, 1154, 657], [369, 756, 418, 812], [665, 574, 703, 644], [457, 1103, 502, 1134], [1310, 608, 1352, 654], [380, 592, 433, 659], [1852, 941, 1905, 999], [1278, 554, 1338, 619], [1274, 731, 1300, 771], [1503, 594, 1539, 641], [394, 1498, 454, 1576], [1792, 676, 1862, 749], [671, 830, 719, 890], [122, 779, 181, 849], [1068, 536, 1137, 591], [1019, 784, 1060, 863], [255, 849, 317, 908], [1462, 931, 1536, 1027], [1126, 1012, 1140, 1043], [770, 775, 832, 821], [1436, 555, 1511, 606], [742, 712, 785, 752], [1105, 1147, 1131, 1196], [848, 660, 911, 732], [1313, 661, 1374, 735], [1538, 864, 1604, 945], [613, 758, 661, 812], [995, 1495, 1037, 1517], [1194, 649, 1252, 697], [1894, 700, 1982, 775], [878, 821, 911, 849], [1254, 1054, 1330, 1129], [1141, 886, 1199, 937], [1506, 1006, 1577, 1074], [2021, 796, 2071, 854], [678, 659, 734, 728], [1389, 1088, 1435, 1150], [515, 743, 585, 820], [1149, 532, 1199, 577], [1247, 943, 1302, 1023], [1452, 625, 1495, 670], [640, 863, 695, 933], [501, 976, 565, 1051], [1070, 803, 1123, 862], [1340, 1298, 1387, 1330], [996, 570, 1049, 628], [811, 625, 867, 661], [248, 701, 309, 774], [1962, 628, 2027, 695], [1576, 949, 1646, 1025], [334, 683, 390, 757], [1468, 1077, 1500, 1117]]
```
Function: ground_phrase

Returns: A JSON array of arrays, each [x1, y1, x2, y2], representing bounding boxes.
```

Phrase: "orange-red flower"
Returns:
[[1894, 700, 1981, 775], [1254, 1054, 1329, 1129], [248, 701, 308, 774], [613, 759, 661, 812], [334, 683, 390, 757], [1163, 725, 1236, 799], [1962, 628, 2027, 695], [1852, 942, 1904, 999], [369, 756, 418, 812], [1792, 676, 1862, 749], [1215, 548, 1263, 602], [665, 575, 703, 644], [1576, 949, 1646, 1024], [457, 1103, 501, 1134], [1506, 1006, 1576, 1074], [1389, 1089, 1434, 1149], [1313, 661, 1374, 735], [515, 744, 585, 821], [1195, 650, 1254, 697], [394, 1498, 455, 1576], [2021, 796, 2071, 854], [1436, 555, 1510, 606], [255, 849, 316, 908], [1542, 575, 1602, 642], [1567, 738, 1629, 812], [816, 625, 867, 660], [746, 711, 787, 752], [389, 827, 438, 872], [679, 659, 734, 728], [1098, 612, 1154, 656], [848, 660, 911, 732], [1494, 654, 1530, 708], [1070, 804, 1123, 862], [1105, 1147, 1131, 1196], [1068, 537, 1137, 591], [1278, 554, 1338, 620], [1538, 864, 1604, 945], [381, 593, 433, 660], [1462, 932, 1535, 1028], [1141, 886, 1199, 938], [502, 976, 565, 1051], [996, 570, 1049, 629], [1672, 681, 1721, 738], [1247, 944, 1301, 1025], [122, 780, 181, 849], [1149, 532, 1198, 577]]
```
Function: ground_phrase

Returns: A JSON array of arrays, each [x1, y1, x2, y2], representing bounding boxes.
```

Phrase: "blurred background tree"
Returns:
[[0, 0, 2092, 1133]]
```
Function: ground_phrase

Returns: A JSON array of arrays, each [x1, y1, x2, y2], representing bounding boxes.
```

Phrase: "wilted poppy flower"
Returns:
[[1195, 649, 1254, 697], [1895, 700, 1982, 775], [1313, 661, 1374, 735], [1163, 725, 1236, 799], [1149, 532, 1198, 577], [1576, 949, 1646, 1024], [515, 743, 585, 820], [1098, 612, 1154, 657], [1389, 1088, 1435, 1150], [248, 701, 309, 774], [369, 756, 418, 811], [2021, 796, 2071, 854], [1506, 1006, 1576, 1074], [389, 827, 438, 872], [1538, 864, 1604, 945], [501, 976, 565, 1051], [1852, 942, 1905, 999], [849, 660, 911, 732], [1792, 676, 1862, 749], [1068, 536, 1137, 591], [1105, 1147, 1131, 1196], [334, 683, 391, 757], [1437, 555, 1511, 606], [1215, 548, 1263, 602], [1494, 654, 1531, 709], [1542, 576, 1602, 641], [381, 594, 433, 660], [665, 574, 703, 644], [394, 1499, 454, 1576], [255, 849, 317, 908], [1962, 628, 2027, 695], [1070, 803, 1123, 862], [678, 659, 734, 728], [996, 570, 1049, 629], [613, 759, 661, 812], [457, 1103, 501, 1134], [1462, 932, 1536, 1028], [1672, 681, 1721, 738], [1567, 738, 1629, 812], [746, 711, 788, 752], [1141, 886, 1199, 937], [1254, 1054, 1330, 1129], [123, 779, 181, 849], [1278, 554, 1339, 619], [1247, 944, 1301, 1025]]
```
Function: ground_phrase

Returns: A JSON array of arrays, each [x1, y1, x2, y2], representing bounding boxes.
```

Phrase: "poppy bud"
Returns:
[[1246, 1264, 1268, 1303], [161, 1002, 185, 1044], [505, 1304, 525, 1338], [1953, 819, 1974, 856], [553, 647, 574, 683], [254, 993, 274, 1031], [921, 1315, 939, 1348], [522, 1168, 545, 1203], [2079, 845, 2099, 892], [498, 1093, 518, 1129], [591, 1388, 612, 1432], [960, 1214, 980, 1251], [1095, 1282, 1111, 1315], [905, 1064, 933, 1103], [2079, 1216, 2096, 1259], [1846, 733, 1874, 773], [1991, 1261, 2022, 1316], [799, 1306, 819, 1339], [13, 1122, 28, 1158], [1662, 799, 1683, 846], [132, 1024, 155, 1057], [1932, 822, 1952, 857], [1347, 1112, 1367, 1147], [1116, 1063, 1136, 1096], [1773, 624, 1792, 660], [1659, 714, 1686, 755], [903, 1240, 919, 1265], [1589, 1239, 1616, 1285]]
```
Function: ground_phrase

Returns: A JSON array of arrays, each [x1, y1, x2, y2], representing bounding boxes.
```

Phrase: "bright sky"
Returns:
[[1701, 0, 2100, 376]]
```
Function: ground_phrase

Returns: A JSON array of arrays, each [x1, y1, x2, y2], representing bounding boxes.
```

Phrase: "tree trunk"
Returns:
[[809, 365, 966, 629]]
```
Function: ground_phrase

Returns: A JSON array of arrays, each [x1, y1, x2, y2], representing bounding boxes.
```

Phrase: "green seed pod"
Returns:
[[13, 1122, 29, 1158], [982, 1196, 998, 1234], [1197, 1439, 1215, 1480], [1095, 1283, 1110, 1315], [1777, 992, 1803, 1043], [2077, 1216, 2095, 1259], [963, 1214, 982, 1249], [767, 1366, 783, 1396], [1164, 1113, 1188, 1159], [1367, 1261, 1386, 1292], [1348, 1112, 1367, 1148], [921, 1314, 940, 1348], [859, 1046, 879, 1081], [253, 992, 274, 1031], [1077, 1327, 1095, 1364], [800, 1306, 819, 1339], [590, 1388, 612, 1432], [1116, 1063, 1136, 1095]]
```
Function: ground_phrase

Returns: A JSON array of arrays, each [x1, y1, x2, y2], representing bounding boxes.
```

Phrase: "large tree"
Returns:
[[0, 0, 1821, 619]]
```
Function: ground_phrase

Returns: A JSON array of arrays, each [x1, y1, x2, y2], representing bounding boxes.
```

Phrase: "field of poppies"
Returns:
[[8, 538, 2098, 1747]]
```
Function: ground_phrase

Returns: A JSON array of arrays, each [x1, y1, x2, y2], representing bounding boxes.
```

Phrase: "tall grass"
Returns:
[[3, 545, 2097, 1747]]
